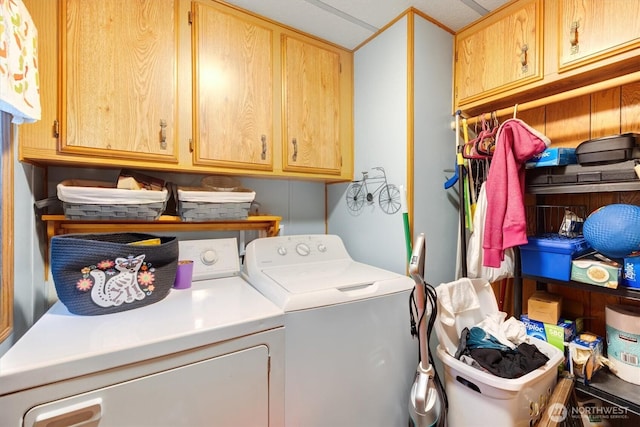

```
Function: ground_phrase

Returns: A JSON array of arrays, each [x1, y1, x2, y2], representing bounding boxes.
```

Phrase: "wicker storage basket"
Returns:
[[50, 233, 178, 316], [177, 187, 255, 221], [57, 179, 169, 220]]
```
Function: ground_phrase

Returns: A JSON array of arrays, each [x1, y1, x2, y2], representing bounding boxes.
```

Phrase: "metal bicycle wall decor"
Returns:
[[345, 167, 401, 214]]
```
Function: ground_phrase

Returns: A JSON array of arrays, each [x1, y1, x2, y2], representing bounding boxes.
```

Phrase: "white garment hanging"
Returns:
[[467, 182, 514, 282]]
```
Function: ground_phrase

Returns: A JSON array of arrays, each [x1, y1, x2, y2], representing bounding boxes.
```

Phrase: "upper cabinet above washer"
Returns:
[[454, 0, 543, 108], [61, 0, 179, 162], [558, 0, 640, 72], [282, 35, 343, 176], [191, 2, 274, 171]]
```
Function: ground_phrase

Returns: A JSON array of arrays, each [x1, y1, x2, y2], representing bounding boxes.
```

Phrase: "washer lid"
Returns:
[[246, 260, 413, 311], [261, 259, 400, 294]]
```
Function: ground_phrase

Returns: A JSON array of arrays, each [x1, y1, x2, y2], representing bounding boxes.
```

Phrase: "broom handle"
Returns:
[[456, 111, 468, 277]]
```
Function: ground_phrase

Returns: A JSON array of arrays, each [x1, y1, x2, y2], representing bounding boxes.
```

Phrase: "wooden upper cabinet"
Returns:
[[60, 0, 178, 161], [454, 0, 543, 107], [192, 2, 273, 170], [282, 35, 341, 175], [558, 0, 640, 72], [20, 0, 352, 181]]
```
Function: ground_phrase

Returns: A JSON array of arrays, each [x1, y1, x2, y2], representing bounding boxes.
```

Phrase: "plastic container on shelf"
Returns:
[[605, 304, 640, 385], [519, 235, 592, 281]]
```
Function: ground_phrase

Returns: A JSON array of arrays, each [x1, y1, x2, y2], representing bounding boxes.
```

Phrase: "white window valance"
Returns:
[[0, 0, 40, 124]]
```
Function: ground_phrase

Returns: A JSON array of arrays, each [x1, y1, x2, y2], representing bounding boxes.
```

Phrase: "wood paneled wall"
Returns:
[[495, 82, 640, 337]]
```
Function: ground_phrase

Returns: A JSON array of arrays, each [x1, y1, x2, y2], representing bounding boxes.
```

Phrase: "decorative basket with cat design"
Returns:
[[50, 233, 178, 316]]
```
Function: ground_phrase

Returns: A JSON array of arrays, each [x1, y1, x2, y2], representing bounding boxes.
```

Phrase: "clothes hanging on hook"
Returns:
[[482, 118, 550, 268]]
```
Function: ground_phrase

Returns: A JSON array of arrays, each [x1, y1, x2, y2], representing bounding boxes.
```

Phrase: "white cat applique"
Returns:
[[76, 254, 157, 308]]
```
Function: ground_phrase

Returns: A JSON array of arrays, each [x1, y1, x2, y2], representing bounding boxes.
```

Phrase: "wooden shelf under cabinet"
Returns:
[[41, 214, 281, 240], [40, 214, 281, 279]]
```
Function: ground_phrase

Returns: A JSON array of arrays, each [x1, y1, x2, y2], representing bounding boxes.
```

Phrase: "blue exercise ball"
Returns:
[[583, 204, 640, 259]]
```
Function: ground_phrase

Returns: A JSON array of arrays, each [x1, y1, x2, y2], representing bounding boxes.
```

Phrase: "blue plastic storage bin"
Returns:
[[520, 235, 592, 281]]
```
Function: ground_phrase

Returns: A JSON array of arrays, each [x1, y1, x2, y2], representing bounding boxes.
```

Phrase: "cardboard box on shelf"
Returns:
[[527, 291, 563, 324], [571, 253, 620, 288]]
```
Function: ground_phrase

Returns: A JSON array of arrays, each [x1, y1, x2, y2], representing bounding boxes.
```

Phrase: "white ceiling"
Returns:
[[223, 0, 510, 49]]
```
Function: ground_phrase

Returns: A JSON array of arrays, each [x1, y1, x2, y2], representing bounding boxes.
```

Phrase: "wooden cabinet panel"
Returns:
[[622, 82, 640, 133], [454, 0, 543, 106], [591, 87, 621, 138], [282, 35, 341, 175], [544, 95, 591, 147], [61, 0, 178, 161], [192, 2, 273, 170], [558, 0, 640, 71], [19, 0, 58, 157]]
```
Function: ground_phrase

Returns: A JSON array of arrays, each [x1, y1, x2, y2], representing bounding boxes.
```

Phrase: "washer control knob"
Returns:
[[296, 243, 311, 256], [277, 246, 287, 256], [201, 249, 218, 265], [317, 243, 327, 253]]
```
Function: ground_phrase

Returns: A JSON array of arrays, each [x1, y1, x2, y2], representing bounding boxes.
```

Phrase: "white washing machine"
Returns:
[[0, 238, 285, 427], [243, 234, 418, 427]]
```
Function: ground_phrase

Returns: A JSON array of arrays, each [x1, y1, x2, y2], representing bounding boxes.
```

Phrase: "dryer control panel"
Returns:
[[178, 238, 240, 281]]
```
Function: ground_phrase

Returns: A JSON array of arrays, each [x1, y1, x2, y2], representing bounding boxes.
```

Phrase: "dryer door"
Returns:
[[23, 345, 269, 427]]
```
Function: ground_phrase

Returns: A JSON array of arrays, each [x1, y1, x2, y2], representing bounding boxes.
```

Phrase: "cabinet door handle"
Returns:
[[159, 119, 167, 149], [520, 44, 528, 73], [570, 21, 580, 54], [31, 398, 102, 427], [261, 134, 267, 160], [291, 138, 298, 162], [53, 119, 60, 139]]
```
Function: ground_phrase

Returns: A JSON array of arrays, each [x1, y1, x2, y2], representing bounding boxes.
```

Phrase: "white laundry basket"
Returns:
[[435, 279, 563, 427]]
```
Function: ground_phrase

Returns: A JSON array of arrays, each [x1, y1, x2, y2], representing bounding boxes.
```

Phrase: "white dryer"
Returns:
[[243, 234, 418, 427], [0, 238, 284, 427]]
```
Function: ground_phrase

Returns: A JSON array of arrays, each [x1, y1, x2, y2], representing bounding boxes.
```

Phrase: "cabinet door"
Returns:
[[61, 0, 178, 162], [283, 35, 342, 175], [454, 0, 542, 107], [192, 2, 273, 170], [22, 346, 270, 427], [19, 0, 58, 160], [559, 0, 640, 71]]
